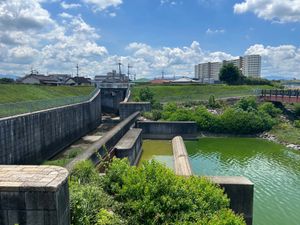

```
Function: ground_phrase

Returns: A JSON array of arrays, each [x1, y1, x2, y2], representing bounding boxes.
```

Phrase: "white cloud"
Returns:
[[245, 44, 300, 77], [82, 0, 122, 12], [234, 0, 300, 23], [61, 1, 81, 9], [206, 28, 225, 34]]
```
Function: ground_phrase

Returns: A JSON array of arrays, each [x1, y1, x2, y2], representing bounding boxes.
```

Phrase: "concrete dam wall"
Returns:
[[0, 89, 102, 165]]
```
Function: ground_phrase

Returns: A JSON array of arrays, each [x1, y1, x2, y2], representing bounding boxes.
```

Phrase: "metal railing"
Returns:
[[0, 88, 99, 118], [261, 89, 300, 98]]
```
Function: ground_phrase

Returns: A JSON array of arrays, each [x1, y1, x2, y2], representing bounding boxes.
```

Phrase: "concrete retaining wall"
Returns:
[[171, 136, 254, 225], [119, 102, 151, 120], [101, 88, 127, 113], [66, 112, 140, 171], [0, 166, 69, 225], [208, 176, 254, 225], [0, 90, 101, 165], [136, 121, 198, 139], [114, 128, 143, 165]]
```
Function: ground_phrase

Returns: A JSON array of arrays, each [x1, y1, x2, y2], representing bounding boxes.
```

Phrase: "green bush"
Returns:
[[143, 110, 162, 121], [70, 182, 118, 225], [103, 159, 245, 225], [258, 102, 282, 117], [96, 209, 124, 225], [70, 160, 100, 184], [235, 97, 257, 111], [294, 120, 300, 128], [139, 87, 155, 104], [208, 95, 220, 108], [161, 98, 277, 134], [294, 104, 300, 117]]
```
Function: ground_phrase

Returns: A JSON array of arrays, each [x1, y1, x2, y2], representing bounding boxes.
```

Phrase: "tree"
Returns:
[[219, 63, 242, 85], [0, 78, 14, 84], [139, 87, 154, 104]]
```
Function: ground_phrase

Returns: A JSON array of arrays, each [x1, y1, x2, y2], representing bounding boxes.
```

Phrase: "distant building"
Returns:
[[93, 70, 130, 88], [151, 79, 171, 84], [65, 77, 91, 86], [19, 74, 59, 85], [171, 77, 195, 84], [195, 55, 261, 83]]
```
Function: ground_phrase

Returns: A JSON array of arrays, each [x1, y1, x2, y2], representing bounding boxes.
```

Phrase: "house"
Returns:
[[19, 74, 59, 85], [48, 74, 71, 84], [171, 77, 195, 84], [65, 77, 91, 86]]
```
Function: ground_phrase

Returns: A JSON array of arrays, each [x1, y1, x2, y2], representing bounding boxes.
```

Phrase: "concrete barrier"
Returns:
[[66, 112, 140, 171], [0, 89, 101, 165], [172, 136, 192, 176], [171, 136, 254, 225], [119, 102, 151, 120], [114, 128, 143, 165], [0, 165, 69, 225], [101, 88, 127, 113], [207, 176, 254, 225], [136, 121, 198, 139]]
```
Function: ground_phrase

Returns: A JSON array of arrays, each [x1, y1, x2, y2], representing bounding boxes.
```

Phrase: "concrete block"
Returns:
[[207, 176, 254, 225], [0, 166, 70, 225]]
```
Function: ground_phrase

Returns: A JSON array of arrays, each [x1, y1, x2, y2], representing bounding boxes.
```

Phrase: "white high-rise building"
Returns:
[[194, 55, 261, 83], [243, 55, 261, 78]]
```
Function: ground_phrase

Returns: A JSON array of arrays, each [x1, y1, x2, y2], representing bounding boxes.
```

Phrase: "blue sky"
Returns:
[[1, 0, 300, 79]]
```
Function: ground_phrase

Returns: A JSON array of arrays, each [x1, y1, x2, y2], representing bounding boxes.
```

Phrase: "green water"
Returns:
[[140, 138, 300, 225], [138, 140, 173, 168], [185, 138, 300, 225]]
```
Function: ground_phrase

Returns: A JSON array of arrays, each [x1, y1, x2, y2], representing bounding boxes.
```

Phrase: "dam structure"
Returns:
[[0, 80, 254, 225]]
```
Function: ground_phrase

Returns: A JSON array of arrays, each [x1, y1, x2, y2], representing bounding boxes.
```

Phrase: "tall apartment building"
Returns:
[[195, 55, 261, 83]]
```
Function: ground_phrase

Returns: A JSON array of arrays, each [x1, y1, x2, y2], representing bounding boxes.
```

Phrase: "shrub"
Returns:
[[70, 160, 99, 184], [162, 102, 178, 120], [258, 102, 282, 117], [219, 63, 243, 85], [208, 95, 220, 108], [142, 110, 162, 121], [294, 104, 300, 117], [70, 182, 118, 225], [103, 159, 245, 225], [139, 87, 154, 104], [96, 209, 124, 225], [235, 97, 257, 111], [294, 120, 300, 128]]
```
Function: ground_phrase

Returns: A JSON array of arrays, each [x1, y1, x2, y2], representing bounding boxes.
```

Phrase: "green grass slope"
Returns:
[[131, 84, 275, 103], [0, 84, 94, 104]]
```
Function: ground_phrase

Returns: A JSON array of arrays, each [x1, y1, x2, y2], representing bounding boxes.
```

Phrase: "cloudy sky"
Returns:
[[1, 0, 300, 79]]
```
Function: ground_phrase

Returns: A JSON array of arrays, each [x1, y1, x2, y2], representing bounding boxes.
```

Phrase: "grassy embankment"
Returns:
[[131, 84, 275, 103], [0, 84, 94, 103], [0, 84, 94, 117]]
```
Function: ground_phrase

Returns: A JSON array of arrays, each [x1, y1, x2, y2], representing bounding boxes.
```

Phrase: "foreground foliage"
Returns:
[[69, 160, 245, 225]]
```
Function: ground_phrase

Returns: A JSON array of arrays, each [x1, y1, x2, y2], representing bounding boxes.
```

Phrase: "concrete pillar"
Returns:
[[0, 165, 70, 225]]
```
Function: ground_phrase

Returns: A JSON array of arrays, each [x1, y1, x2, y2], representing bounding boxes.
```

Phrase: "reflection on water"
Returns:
[[138, 140, 173, 169], [185, 138, 300, 225]]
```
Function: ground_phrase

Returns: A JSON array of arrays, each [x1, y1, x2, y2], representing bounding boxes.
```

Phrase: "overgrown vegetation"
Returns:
[[69, 159, 245, 225], [43, 148, 82, 167], [158, 97, 281, 134]]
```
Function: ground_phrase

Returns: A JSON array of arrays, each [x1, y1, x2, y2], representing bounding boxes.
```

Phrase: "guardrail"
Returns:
[[261, 89, 300, 97], [0, 88, 99, 118]]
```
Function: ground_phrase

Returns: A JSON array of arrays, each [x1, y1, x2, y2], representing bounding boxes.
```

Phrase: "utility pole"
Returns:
[[161, 70, 165, 79], [127, 64, 133, 80], [117, 60, 122, 75], [76, 64, 79, 77]]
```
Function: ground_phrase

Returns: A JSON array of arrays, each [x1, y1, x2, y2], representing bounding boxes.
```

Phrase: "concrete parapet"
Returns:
[[119, 102, 151, 120], [172, 136, 192, 176], [66, 112, 140, 171], [136, 121, 198, 139], [101, 88, 127, 113], [207, 176, 254, 225], [0, 89, 101, 165], [114, 128, 143, 165], [0, 165, 70, 225]]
